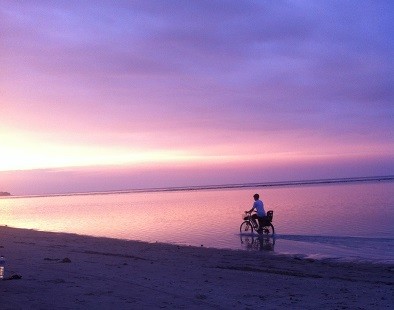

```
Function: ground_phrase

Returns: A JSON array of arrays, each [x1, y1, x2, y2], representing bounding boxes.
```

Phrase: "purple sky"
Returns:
[[1, 1, 393, 195]]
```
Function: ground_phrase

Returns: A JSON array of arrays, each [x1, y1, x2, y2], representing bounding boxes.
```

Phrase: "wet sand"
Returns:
[[0, 226, 393, 309]]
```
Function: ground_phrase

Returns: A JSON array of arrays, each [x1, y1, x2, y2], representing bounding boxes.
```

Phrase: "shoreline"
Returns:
[[1, 226, 393, 309]]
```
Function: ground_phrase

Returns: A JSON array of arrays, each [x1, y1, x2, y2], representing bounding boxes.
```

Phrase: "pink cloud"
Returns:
[[1, 1, 393, 194]]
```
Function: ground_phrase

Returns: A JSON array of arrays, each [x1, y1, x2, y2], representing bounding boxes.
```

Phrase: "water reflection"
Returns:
[[240, 234, 275, 251], [1, 182, 393, 261]]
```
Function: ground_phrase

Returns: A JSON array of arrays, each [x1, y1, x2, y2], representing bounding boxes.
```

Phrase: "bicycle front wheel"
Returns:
[[240, 221, 254, 234]]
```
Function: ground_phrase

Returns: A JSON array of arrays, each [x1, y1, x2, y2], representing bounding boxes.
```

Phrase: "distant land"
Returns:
[[6, 175, 393, 199], [0, 191, 11, 196], [130, 175, 394, 194]]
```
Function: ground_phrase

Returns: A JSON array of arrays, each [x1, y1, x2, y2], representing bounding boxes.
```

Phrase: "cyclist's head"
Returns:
[[253, 193, 259, 200]]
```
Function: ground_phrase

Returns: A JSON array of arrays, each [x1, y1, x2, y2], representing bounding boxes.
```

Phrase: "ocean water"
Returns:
[[1, 181, 393, 263]]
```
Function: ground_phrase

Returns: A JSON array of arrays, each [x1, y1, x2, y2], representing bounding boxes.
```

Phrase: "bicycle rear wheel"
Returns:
[[240, 221, 254, 233], [259, 223, 275, 235]]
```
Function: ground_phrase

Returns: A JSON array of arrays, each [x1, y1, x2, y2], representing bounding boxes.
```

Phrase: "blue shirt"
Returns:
[[253, 199, 266, 217]]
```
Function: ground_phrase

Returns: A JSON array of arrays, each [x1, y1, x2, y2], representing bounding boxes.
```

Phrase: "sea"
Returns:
[[1, 178, 393, 264]]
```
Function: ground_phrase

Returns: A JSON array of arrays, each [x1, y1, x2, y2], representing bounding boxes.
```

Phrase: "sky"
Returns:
[[1, 0, 393, 195]]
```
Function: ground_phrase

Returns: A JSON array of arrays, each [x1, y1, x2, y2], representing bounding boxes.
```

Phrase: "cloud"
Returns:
[[0, 1, 393, 172]]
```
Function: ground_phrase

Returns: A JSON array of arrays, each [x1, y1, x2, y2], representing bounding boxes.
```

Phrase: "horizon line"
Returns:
[[3, 174, 393, 199]]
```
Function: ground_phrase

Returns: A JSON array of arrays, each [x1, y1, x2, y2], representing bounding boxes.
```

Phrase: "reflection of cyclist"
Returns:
[[247, 193, 266, 232]]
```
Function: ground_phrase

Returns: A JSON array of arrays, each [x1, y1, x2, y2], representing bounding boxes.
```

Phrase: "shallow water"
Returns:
[[1, 181, 393, 263]]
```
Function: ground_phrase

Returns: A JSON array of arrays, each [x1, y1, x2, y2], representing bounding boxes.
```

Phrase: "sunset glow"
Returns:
[[1, 1, 393, 195]]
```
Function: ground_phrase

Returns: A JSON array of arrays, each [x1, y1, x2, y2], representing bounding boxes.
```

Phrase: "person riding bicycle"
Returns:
[[246, 193, 266, 232]]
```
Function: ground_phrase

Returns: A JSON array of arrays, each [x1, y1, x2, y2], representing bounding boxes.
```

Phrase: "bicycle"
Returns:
[[240, 210, 275, 235]]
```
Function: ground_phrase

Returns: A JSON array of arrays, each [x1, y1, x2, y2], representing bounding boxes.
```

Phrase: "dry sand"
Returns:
[[0, 226, 393, 309]]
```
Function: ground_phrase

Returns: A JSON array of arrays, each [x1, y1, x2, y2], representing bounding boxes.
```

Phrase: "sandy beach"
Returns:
[[0, 226, 392, 309]]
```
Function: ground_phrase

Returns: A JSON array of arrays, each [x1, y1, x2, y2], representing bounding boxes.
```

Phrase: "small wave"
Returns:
[[272, 234, 394, 264]]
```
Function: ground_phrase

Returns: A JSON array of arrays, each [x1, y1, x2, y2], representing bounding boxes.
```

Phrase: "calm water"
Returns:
[[1, 181, 393, 263]]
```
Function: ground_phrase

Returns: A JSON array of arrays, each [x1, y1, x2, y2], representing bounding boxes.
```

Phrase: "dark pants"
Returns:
[[252, 214, 264, 229]]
